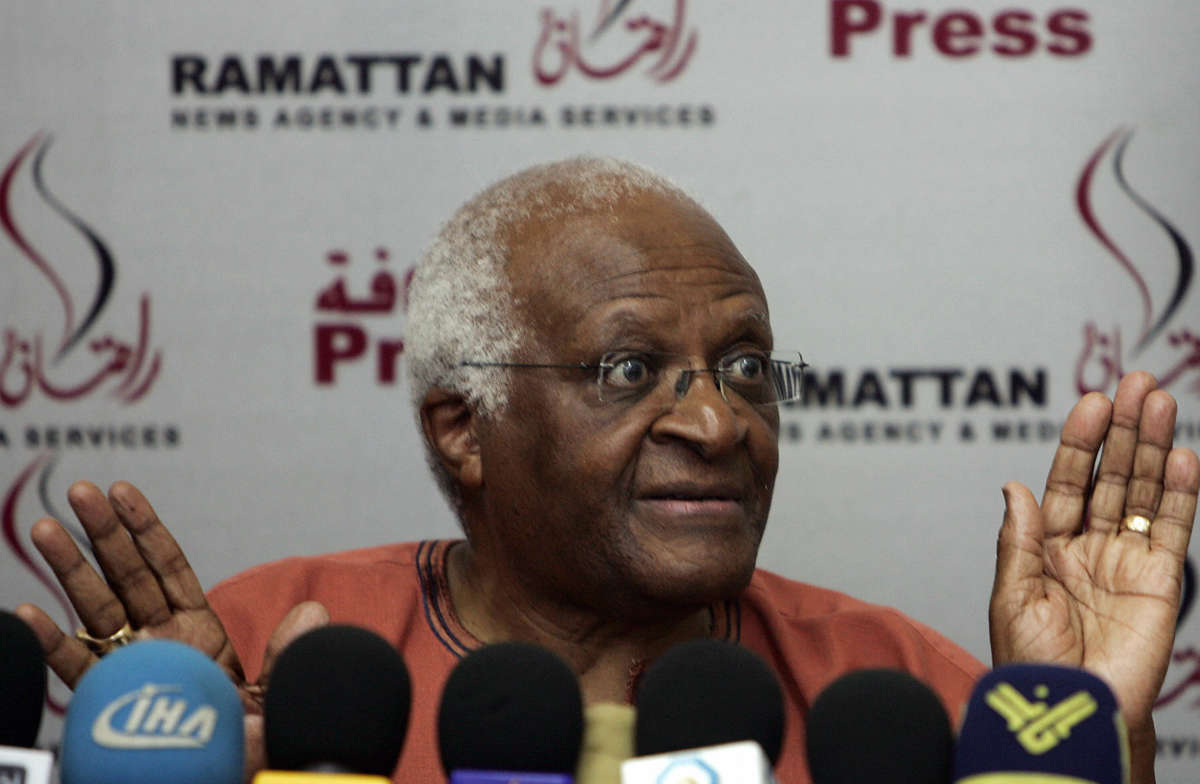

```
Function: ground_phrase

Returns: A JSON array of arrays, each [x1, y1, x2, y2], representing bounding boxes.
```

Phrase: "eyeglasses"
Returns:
[[460, 350, 809, 408]]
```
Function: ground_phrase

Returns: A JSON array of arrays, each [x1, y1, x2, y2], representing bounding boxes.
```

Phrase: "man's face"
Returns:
[[473, 190, 780, 616]]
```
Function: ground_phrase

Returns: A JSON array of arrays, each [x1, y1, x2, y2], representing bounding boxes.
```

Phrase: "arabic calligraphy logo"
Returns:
[[534, 0, 698, 85], [1, 132, 162, 408], [1181, 557, 1197, 631], [985, 682, 1098, 755], [2, 451, 83, 715], [1159, 647, 1200, 712], [1075, 127, 1198, 397]]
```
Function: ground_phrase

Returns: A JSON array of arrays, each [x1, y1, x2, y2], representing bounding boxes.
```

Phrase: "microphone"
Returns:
[[953, 663, 1128, 784], [256, 625, 411, 783], [805, 668, 953, 784], [622, 639, 784, 784], [437, 641, 584, 784], [60, 639, 243, 784], [0, 610, 52, 783]]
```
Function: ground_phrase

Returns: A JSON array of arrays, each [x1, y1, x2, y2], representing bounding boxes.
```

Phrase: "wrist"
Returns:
[[1126, 717, 1156, 784]]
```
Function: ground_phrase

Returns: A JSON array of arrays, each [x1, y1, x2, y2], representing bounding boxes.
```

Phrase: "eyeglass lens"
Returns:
[[596, 353, 805, 407]]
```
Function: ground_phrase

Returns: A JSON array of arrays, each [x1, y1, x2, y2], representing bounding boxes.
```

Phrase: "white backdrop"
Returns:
[[2, 1, 1199, 779]]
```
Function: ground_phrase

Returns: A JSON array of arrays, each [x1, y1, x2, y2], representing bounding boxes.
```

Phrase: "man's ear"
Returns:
[[420, 389, 483, 491]]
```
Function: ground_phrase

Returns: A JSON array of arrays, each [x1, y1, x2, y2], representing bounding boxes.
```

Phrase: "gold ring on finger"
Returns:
[[75, 621, 135, 656], [1120, 514, 1152, 535]]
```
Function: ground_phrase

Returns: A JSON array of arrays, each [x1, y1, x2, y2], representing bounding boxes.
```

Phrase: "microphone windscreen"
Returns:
[[265, 624, 411, 776], [61, 639, 243, 784], [633, 639, 785, 765], [437, 641, 584, 776], [954, 663, 1127, 784], [806, 668, 952, 784], [0, 610, 47, 748]]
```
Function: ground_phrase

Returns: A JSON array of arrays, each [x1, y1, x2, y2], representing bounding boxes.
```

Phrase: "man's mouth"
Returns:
[[637, 483, 745, 516], [641, 481, 742, 500]]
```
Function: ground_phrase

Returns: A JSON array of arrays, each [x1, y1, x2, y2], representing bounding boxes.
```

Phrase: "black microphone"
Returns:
[[953, 664, 1128, 784], [0, 610, 46, 748], [0, 610, 52, 783], [625, 639, 784, 782], [260, 624, 411, 781], [805, 668, 953, 784], [437, 641, 584, 783]]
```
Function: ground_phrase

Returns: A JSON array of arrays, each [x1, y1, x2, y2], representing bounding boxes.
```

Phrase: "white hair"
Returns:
[[405, 156, 700, 509]]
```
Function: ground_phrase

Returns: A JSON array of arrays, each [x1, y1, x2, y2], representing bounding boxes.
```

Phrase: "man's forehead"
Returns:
[[505, 192, 760, 294], [502, 191, 769, 350]]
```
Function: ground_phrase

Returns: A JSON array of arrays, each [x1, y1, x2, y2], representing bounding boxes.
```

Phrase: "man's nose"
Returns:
[[649, 370, 748, 457]]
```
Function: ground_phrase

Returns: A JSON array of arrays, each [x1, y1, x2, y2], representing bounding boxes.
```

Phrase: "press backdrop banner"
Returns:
[[2, 1, 1198, 778]]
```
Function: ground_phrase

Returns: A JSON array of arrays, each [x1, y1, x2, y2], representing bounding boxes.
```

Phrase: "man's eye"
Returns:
[[601, 356, 653, 388], [723, 353, 768, 381]]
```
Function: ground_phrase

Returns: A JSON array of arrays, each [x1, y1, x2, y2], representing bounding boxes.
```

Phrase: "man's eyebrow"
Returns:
[[737, 309, 771, 328], [721, 309, 774, 344], [580, 306, 773, 347], [585, 308, 662, 342], [587, 262, 752, 288]]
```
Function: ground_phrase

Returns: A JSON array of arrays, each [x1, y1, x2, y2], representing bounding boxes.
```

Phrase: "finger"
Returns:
[[66, 481, 171, 627], [31, 517, 127, 635], [13, 602, 96, 689], [106, 481, 209, 614], [1042, 393, 1112, 538], [257, 601, 331, 688], [1150, 447, 1200, 560], [1088, 372, 1157, 533], [1123, 389, 1176, 522]]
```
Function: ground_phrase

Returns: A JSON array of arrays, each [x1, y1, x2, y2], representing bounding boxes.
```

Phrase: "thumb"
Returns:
[[990, 482, 1046, 655], [993, 481, 1046, 600], [258, 600, 331, 689], [243, 602, 329, 781]]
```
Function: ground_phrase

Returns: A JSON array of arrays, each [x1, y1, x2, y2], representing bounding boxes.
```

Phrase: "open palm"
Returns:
[[990, 371, 1199, 739], [16, 481, 328, 781]]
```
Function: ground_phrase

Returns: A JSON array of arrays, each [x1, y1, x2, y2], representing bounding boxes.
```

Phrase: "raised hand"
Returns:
[[16, 481, 240, 687], [14, 480, 327, 782], [989, 372, 1199, 780]]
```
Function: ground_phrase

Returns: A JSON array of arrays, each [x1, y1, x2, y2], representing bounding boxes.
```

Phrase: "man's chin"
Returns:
[[650, 573, 755, 609], [630, 545, 760, 608]]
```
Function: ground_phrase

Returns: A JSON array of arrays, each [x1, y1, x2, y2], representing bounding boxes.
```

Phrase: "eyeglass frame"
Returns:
[[459, 350, 809, 408]]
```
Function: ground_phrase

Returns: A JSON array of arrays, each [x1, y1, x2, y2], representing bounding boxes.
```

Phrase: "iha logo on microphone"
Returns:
[[90, 684, 218, 750], [985, 683, 1098, 755]]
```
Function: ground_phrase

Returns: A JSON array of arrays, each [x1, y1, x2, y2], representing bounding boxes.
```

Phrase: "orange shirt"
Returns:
[[208, 540, 985, 783]]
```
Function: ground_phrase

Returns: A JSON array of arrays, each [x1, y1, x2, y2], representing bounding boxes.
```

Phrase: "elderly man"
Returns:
[[16, 158, 1200, 783]]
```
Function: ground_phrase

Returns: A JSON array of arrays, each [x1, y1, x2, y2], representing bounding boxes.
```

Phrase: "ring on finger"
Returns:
[[75, 621, 135, 656], [1120, 514, 1152, 535]]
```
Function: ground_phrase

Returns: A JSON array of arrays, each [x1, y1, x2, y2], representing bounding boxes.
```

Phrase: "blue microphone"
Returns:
[[954, 664, 1128, 784], [61, 639, 243, 784]]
